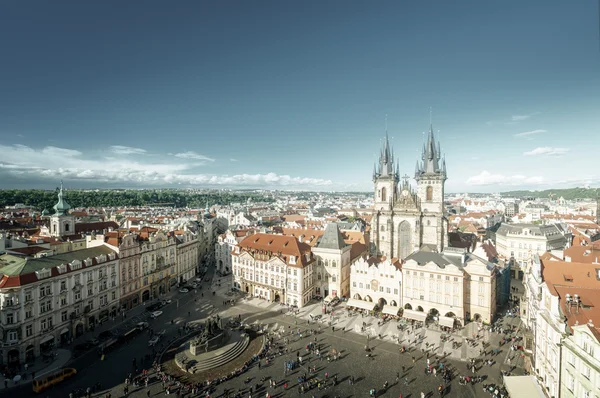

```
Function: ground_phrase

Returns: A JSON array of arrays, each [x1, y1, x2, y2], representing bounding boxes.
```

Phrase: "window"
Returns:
[[6, 313, 14, 324], [26, 324, 33, 337], [478, 297, 484, 306], [394, 288, 398, 295], [353, 282, 356, 287], [583, 364, 591, 379], [426, 186, 433, 201], [61, 296, 67, 306], [60, 280, 67, 291], [7, 331, 17, 342], [379, 286, 384, 292], [454, 277, 458, 282], [61, 311, 68, 322], [40, 301, 51, 314], [25, 309, 33, 319]]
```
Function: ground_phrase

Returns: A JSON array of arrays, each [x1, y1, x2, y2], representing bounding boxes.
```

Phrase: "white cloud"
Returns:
[[514, 129, 546, 137], [230, 158, 238, 162], [0, 144, 330, 188], [466, 170, 544, 186], [523, 147, 570, 156], [110, 145, 147, 155], [42, 146, 83, 157], [174, 152, 215, 162], [511, 112, 540, 122]]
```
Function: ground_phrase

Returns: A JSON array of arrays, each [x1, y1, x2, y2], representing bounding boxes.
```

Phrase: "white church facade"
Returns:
[[370, 127, 448, 259], [357, 123, 497, 326]]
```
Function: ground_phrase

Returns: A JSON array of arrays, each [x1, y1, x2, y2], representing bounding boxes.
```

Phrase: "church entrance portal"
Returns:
[[398, 221, 412, 259]]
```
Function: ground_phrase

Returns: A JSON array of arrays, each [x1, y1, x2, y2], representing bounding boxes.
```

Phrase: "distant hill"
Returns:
[[501, 187, 600, 200]]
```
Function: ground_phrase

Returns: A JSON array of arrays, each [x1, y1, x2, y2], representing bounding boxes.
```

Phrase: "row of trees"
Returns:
[[0, 189, 273, 212], [501, 187, 600, 200]]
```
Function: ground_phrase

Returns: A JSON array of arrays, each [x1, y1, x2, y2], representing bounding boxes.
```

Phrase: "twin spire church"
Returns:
[[370, 125, 448, 259]]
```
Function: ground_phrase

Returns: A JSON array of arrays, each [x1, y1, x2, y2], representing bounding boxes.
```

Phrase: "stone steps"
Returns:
[[189, 334, 250, 373]]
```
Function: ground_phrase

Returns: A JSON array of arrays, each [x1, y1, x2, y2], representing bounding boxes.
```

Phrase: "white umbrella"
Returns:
[[13, 375, 21, 382]]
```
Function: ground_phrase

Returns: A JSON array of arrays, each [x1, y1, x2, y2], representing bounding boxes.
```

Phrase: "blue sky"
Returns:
[[1, 1, 599, 192]]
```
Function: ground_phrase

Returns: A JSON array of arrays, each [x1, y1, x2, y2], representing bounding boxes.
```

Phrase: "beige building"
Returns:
[[312, 223, 352, 299], [0, 246, 119, 366], [495, 223, 570, 279], [401, 247, 497, 325], [140, 230, 177, 302], [522, 257, 600, 398], [561, 323, 600, 398], [175, 229, 200, 284], [232, 233, 316, 308], [349, 256, 403, 314]]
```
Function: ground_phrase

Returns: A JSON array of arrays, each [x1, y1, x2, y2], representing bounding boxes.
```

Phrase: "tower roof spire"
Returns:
[[53, 180, 71, 216], [419, 108, 444, 176]]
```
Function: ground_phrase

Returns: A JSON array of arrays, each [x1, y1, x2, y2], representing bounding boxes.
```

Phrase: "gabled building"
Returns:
[[349, 256, 403, 314], [402, 247, 497, 326], [312, 223, 352, 299], [231, 233, 316, 307]]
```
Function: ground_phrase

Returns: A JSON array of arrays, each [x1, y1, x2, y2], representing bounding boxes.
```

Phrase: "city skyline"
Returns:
[[1, 1, 599, 192]]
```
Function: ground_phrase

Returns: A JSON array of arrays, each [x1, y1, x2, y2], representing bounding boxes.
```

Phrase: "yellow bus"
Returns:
[[32, 368, 77, 393]]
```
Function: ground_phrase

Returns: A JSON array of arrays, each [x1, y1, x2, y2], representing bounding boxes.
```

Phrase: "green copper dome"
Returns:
[[53, 183, 71, 216]]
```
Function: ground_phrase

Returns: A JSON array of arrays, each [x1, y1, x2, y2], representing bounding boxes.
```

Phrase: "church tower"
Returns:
[[50, 182, 75, 237], [415, 124, 448, 250], [371, 133, 399, 257]]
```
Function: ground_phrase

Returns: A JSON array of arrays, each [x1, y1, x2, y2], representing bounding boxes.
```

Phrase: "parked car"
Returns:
[[148, 336, 160, 347], [161, 299, 172, 305], [136, 322, 149, 330], [179, 288, 189, 293], [150, 310, 163, 319]]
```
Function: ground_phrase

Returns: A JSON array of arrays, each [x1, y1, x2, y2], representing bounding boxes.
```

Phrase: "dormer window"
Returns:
[[84, 258, 93, 267], [108, 253, 116, 261], [290, 256, 296, 265], [35, 268, 52, 280], [70, 260, 82, 271], [56, 264, 67, 274]]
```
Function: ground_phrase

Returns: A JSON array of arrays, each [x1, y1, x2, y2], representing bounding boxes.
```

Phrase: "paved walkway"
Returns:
[[0, 349, 71, 390], [234, 295, 523, 368]]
